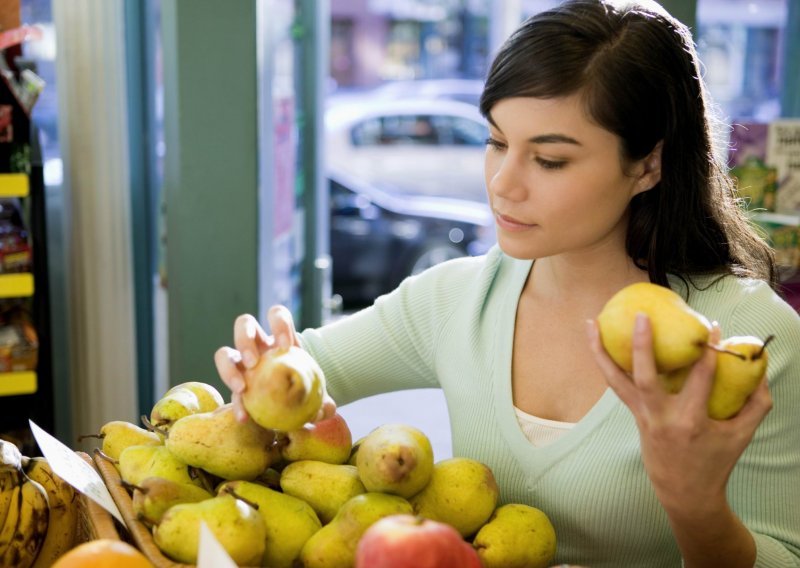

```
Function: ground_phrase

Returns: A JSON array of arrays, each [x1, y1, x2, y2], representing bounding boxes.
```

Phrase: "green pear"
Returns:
[[410, 457, 499, 537], [242, 346, 326, 432], [708, 335, 771, 420], [129, 475, 212, 527], [298, 492, 413, 568], [149, 386, 202, 430], [597, 282, 711, 373], [473, 503, 557, 568], [153, 493, 267, 565], [166, 381, 225, 412], [356, 423, 434, 498], [281, 412, 353, 465], [280, 460, 366, 524], [219, 480, 322, 568], [166, 403, 280, 480], [84, 420, 162, 461], [118, 444, 204, 488]]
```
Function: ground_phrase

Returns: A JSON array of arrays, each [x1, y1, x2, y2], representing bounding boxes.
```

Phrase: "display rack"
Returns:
[[0, 131, 54, 449]]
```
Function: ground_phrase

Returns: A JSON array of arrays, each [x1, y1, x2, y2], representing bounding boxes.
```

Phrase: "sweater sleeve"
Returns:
[[298, 253, 489, 406], [724, 282, 800, 567]]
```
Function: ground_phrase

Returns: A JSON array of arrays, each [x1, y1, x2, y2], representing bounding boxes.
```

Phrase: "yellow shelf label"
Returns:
[[0, 174, 30, 198], [0, 273, 34, 298], [0, 371, 37, 396]]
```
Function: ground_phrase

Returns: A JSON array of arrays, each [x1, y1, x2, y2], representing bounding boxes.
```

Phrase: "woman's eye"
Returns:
[[536, 157, 567, 170], [485, 137, 506, 151]]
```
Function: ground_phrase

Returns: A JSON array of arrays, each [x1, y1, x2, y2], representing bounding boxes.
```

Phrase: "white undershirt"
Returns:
[[514, 406, 577, 447]]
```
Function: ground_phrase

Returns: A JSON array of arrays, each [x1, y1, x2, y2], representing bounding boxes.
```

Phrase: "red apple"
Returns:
[[355, 514, 482, 568]]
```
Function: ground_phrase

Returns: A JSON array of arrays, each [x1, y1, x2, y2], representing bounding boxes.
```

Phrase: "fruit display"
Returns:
[[82, 374, 557, 567], [597, 282, 774, 418]]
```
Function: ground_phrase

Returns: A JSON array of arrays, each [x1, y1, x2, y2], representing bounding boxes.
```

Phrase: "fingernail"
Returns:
[[236, 408, 249, 423], [585, 319, 596, 337], [635, 313, 647, 332], [243, 351, 257, 369], [277, 335, 290, 349]]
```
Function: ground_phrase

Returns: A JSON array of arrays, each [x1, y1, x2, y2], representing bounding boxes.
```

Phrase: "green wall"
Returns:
[[161, 0, 259, 390]]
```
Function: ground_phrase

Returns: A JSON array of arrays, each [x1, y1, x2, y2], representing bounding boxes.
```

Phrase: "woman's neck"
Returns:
[[526, 251, 649, 308]]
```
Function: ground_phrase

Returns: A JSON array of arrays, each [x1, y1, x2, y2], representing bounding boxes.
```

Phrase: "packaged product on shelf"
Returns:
[[0, 301, 38, 372], [749, 211, 800, 270], [730, 156, 777, 211], [767, 120, 800, 214], [0, 197, 32, 273]]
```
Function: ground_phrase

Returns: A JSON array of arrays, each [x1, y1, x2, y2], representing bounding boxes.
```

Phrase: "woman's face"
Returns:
[[485, 95, 655, 261]]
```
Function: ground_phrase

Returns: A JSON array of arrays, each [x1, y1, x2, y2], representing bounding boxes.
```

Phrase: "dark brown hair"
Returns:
[[480, 0, 777, 289]]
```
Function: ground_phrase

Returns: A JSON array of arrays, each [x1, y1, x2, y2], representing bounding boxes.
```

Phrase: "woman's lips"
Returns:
[[495, 212, 537, 232]]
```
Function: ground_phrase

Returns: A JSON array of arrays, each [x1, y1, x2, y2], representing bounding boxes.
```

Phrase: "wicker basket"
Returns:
[[75, 451, 123, 543]]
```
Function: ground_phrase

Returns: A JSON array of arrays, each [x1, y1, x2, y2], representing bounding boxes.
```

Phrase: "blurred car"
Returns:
[[326, 98, 489, 204], [328, 79, 484, 108], [329, 168, 495, 309]]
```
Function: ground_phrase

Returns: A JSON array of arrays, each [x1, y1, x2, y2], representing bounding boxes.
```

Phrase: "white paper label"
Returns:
[[29, 420, 126, 526], [198, 521, 237, 568]]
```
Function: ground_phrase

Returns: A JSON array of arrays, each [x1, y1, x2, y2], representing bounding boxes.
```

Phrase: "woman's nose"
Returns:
[[487, 153, 527, 201]]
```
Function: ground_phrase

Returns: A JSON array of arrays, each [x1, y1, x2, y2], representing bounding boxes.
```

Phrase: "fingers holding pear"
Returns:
[[241, 347, 327, 432]]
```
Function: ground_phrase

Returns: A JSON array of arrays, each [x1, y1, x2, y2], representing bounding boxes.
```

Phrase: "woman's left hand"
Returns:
[[585, 313, 772, 516]]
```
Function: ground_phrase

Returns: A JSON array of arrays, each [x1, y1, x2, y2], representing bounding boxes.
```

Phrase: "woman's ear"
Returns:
[[633, 140, 663, 196]]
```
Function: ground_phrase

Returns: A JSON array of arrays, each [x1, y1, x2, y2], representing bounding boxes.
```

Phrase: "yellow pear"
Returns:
[[219, 480, 322, 568], [153, 493, 266, 565], [79, 420, 162, 461], [409, 457, 499, 537], [356, 424, 434, 499], [149, 387, 202, 430], [129, 476, 212, 527], [166, 381, 225, 412], [708, 335, 771, 420], [597, 282, 711, 372], [659, 335, 772, 420], [166, 403, 280, 480], [280, 460, 366, 524], [242, 347, 326, 432], [473, 503, 557, 568], [117, 445, 204, 489], [298, 492, 413, 568]]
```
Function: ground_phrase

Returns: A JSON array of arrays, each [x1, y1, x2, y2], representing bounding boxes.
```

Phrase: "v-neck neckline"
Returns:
[[492, 256, 621, 473]]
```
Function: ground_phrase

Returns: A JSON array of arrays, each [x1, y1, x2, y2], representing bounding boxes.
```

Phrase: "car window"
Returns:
[[351, 114, 486, 147], [430, 116, 487, 146]]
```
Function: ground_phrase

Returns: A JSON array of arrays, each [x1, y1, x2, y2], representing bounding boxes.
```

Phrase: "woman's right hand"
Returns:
[[215, 305, 329, 423]]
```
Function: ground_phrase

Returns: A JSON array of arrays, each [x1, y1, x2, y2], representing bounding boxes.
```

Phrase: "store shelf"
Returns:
[[0, 371, 37, 396], [0, 273, 34, 298], [0, 173, 30, 198]]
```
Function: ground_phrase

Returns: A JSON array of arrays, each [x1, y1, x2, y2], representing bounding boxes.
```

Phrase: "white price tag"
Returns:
[[198, 521, 237, 568], [29, 420, 126, 526]]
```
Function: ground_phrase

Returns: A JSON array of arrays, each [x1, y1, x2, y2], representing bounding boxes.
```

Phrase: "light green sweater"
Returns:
[[300, 246, 800, 567]]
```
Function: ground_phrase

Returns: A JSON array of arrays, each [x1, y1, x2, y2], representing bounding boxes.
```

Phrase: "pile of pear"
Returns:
[[91, 348, 557, 568], [0, 438, 81, 568], [597, 282, 774, 419]]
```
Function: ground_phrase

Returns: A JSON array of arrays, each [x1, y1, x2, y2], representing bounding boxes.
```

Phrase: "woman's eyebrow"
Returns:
[[528, 133, 581, 145]]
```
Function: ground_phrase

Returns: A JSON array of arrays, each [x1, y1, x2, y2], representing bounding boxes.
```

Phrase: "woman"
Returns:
[[217, 1, 800, 566]]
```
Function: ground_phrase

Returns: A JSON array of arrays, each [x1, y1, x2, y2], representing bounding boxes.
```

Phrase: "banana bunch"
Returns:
[[0, 439, 80, 568]]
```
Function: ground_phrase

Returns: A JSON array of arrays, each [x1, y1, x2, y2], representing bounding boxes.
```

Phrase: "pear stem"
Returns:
[[93, 448, 119, 465], [220, 487, 260, 511], [703, 342, 747, 360], [120, 480, 147, 494], [756, 335, 776, 359], [141, 415, 169, 439], [76, 433, 105, 442]]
